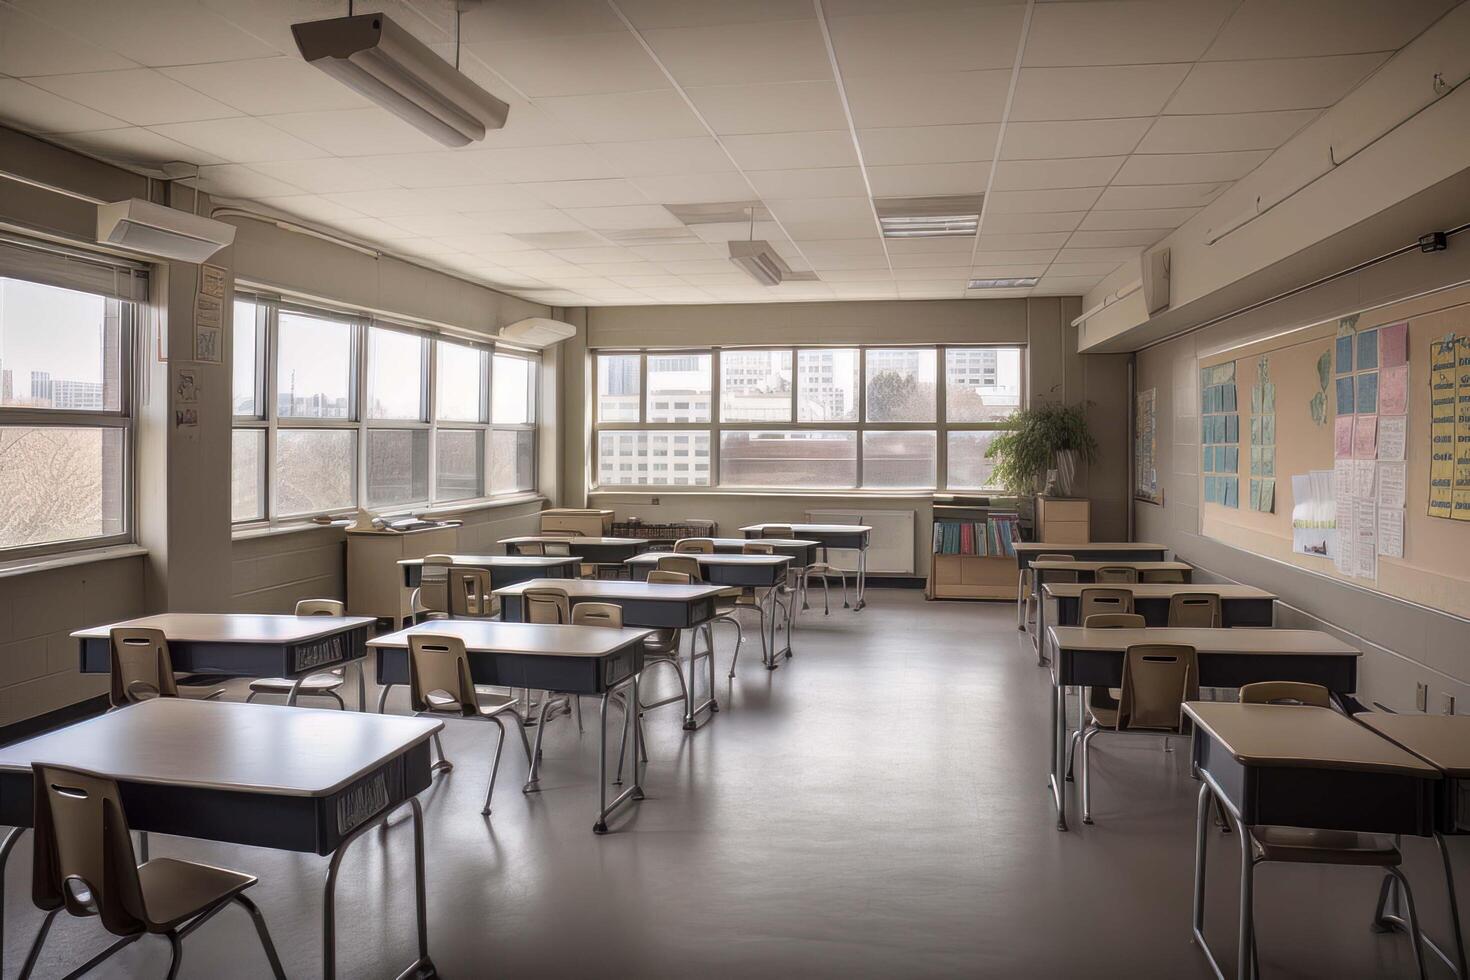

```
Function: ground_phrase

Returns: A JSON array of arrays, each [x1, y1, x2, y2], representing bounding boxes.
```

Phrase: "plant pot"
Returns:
[[1053, 449, 1077, 497]]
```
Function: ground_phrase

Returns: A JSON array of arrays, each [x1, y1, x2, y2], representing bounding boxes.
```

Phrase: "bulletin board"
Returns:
[[1197, 282, 1470, 620]]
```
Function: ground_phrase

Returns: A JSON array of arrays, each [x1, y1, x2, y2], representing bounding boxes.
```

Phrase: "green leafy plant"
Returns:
[[985, 402, 1099, 495]]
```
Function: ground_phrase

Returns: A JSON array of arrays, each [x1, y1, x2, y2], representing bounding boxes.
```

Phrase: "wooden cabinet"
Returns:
[[540, 509, 613, 537], [925, 502, 1021, 600], [347, 525, 458, 626], [1035, 496, 1090, 544]]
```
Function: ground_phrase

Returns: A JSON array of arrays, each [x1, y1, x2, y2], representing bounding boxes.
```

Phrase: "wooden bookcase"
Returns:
[[925, 501, 1021, 601]]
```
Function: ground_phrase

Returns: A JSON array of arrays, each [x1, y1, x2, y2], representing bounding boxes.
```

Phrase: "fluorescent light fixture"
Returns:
[[729, 240, 786, 286], [292, 13, 509, 148], [881, 214, 979, 238], [967, 277, 1038, 289]]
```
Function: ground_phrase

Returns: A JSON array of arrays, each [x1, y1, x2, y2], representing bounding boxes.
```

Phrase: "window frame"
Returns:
[[590, 343, 1023, 493], [0, 255, 141, 562]]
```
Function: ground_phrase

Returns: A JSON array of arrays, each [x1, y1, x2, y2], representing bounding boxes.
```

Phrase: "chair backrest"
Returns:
[[447, 567, 494, 618], [1140, 568, 1186, 584], [761, 524, 794, 538], [1035, 553, 1077, 583], [656, 554, 703, 582], [510, 541, 544, 556], [571, 602, 623, 628], [523, 588, 570, 624], [647, 570, 692, 585], [543, 529, 583, 537], [31, 764, 147, 936], [295, 598, 346, 616], [1083, 612, 1146, 629], [1094, 565, 1138, 584], [406, 634, 478, 718], [108, 628, 178, 706], [1168, 592, 1221, 628], [742, 541, 775, 555], [1078, 588, 1133, 622], [542, 540, 572, 557], [415, 555, 453, 612], [674, 538, 715, 553], [1239, 681, 1331, 707], [1117, 644, 1198, 732]]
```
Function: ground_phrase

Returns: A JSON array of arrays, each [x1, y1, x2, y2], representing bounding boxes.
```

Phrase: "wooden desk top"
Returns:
[[0, 699, 441, 797], [499, 536, 648, 546], [739, 523, 872, 534], [1183, 703, 1438, 777], [492, 578, 726, 601], [1015, 542, 1167, 554], [1043, 582, 1276, 601], [1030, 560, 1192, 573], [71, 613, 376, 644], [397, 555, 577, 568], [1357, 713, 1470, 778], [1050, 627, 1358, 657], [368, 620, 652, 659], [624, 553, 791, 567], [702, 537, 819, 549]]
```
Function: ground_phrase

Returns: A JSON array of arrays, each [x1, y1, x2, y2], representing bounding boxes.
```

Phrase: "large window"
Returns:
[[592, 345, 1022, 491], [232, 293, 538, 524], [0, 239, 141, 559]]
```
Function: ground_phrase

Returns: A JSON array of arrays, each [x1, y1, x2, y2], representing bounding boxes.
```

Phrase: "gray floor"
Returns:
[[3, 591, 1456, 978]]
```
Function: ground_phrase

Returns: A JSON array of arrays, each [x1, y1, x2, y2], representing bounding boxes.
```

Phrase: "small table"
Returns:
[[369, 620, 652, 835], [1356, 712, 1470, 977], [1046, 627, 1360, 831], [397, 554, 579, 590], [740, 523, 873, 610], [72, 613, 376, 710], [0, 698, 441, 979], [498, 536, 649, 569], [1185, 702, 1438, 980], [1013, 541, 1169, 569], [495, 579, 726, 730], [1041, 582, 1276, 661], [625, 553, 795, 667], [698, 537, 820, 565]]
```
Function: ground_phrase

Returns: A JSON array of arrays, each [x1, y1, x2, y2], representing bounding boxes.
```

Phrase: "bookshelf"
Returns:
[[926, 497, 1023, 601]]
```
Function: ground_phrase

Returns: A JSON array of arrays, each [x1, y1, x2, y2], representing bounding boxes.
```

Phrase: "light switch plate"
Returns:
[[1416, 683, 1429, 712], [1444, 693, 1458, 716]]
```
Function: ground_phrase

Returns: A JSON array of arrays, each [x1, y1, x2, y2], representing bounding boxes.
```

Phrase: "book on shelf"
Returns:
[[931, 512, 1020, 558]]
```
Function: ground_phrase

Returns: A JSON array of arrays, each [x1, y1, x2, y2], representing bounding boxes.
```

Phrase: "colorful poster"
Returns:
[[1381, 321, 1408, 368], [1199, 364, 1239, 508], [1457, 335, 1470, 520], [1380, 365, 1408, 415], [1334, 415, 1354, 457], [1353, 415, 1377, 458], [1135, 388, 1161, 503], [1429, 334, 1456, 518]]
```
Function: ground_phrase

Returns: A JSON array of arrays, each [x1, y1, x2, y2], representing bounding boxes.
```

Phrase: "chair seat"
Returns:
[[1250, 826, 1401, 867], [717, 586, 743, 599], [248, 673, 344, 695], [136, 858, 255, 932], [1087, 704, 1119, 728]]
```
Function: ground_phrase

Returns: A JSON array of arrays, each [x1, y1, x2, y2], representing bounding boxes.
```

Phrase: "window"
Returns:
[[591, 345, 1021, 491], [0, 240, 142, 558], [232, 293, 539, 524]]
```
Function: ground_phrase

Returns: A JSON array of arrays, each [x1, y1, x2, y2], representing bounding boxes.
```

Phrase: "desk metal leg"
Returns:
[[853, 547, 866, 610], [1374, 833, 1466, 978], [684, 624, 718, 729], [0, 825, 25, 963], [323, 796, 434, 980], [1049, 682, 1069, 831], [357, 659, 367, 713], [377, 682, 394, 714], [596, 674, 644, 834]]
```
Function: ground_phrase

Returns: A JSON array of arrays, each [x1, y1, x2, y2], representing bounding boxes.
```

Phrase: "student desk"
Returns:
[[1185, 703, 1438, 980], [1357, 713, 1470, 977], [1046, 627, 1360, 831], [398, 554, 578, 590], [1014, 541, 1169, 570], [625, 553, 795, 668], [0, 698, 441, 979], [698, 536, 820, 566], [740, 523, 873, 610], [73, 613, 376, 710], [498, 535, 649, 570], [369, 620, 653, 834], [1040, 582, 1276, 662], [1026, 559, 1193, 637], [494, 579, 726, 729]]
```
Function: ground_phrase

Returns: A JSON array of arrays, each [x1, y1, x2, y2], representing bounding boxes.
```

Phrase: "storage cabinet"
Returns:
[[1035, 496, 1090, 544], [540, 508, 614, 537], [925, 502, 1021, 600], [346, 525, 458, 626]]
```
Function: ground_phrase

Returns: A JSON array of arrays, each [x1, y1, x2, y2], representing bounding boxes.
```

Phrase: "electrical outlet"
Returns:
[[1416, 683, 1429, 712], [650, 496, 659, 505], [1443, 694, 1457, 716]]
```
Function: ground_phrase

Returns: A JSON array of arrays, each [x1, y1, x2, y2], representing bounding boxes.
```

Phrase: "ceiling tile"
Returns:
[[548, 247, 635, 263], [981, 211, 1086, 234], [967, 263, 1051, 278], [159, 58, 369, 116], [808, 253, 892, 271], [539, 89, 705, 142], [748, 167, 868, 199], [892, 265, 971, 279], [819, 268, 894, 281], [193, 163, 301, 199], [320, 187, 519, 218], [1166, 54, 1388, 114], [0, 5, 138, 76], [49, 126, 227, 167], [971, 249, 1060, 266], [247, 158, 400, 195], [458, 0, 627, 40], [641, 20, 833, 86], [0, 78, 126, 133], [1054, 246, 1149, 263], [690, 220, 786, 244], [618, 0, 815, 30], [633, 242, 729, 262], [1023, 0, 1234, 67], [565, 204, 684, 230], [1065, 229, 1171, 249], [991, 156, 1124, 191], [517, 179, 650, 208], [867, 162, 991, 197], [1010, 64, 1191, 121], [976, 232, 1071, 251], [29, 69, 239, 126], [1078, 207, 1199, 230], [1137, 110, 1319, 154], [1047, 261, 1129, 277], [985, 187, 1104, 213], [631, 172, 757, 204], [723, 131, 858, 170], [608, 274, 691, 287], [1093, 182, 1227, 210], [883, 236, 976, 255], [468, 33, 670, 97], [825, 6, 1024, 76], [15, 0, 281, 67], [999, 118, 1152, 160], [660, 259, 746, 276], [263, 107, 446, 156], [597, 137, 736, 176], [687, 80, 848, 135], [150, 117, 326, 163], [1031, 276, 1103, 295], [1204, 0, 1455, 61], [857, 124, 999, 166], [843, 71, 1013, 128], [463, 210, 591, 233], [1114, 150, 1270, 185]]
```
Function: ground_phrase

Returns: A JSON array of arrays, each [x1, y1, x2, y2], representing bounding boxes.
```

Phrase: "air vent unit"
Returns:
[[96, 199, 235, 262]]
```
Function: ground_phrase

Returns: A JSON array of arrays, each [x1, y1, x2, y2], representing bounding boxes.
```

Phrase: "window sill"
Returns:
[[0, 544, 148, 580], [231, 494, 547, 541], [589, 488, 942, 499]]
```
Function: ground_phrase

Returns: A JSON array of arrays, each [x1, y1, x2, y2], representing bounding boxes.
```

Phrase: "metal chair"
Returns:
[[407, 554, 453, 624], [22, 764, 286, 980], [764, 523, 846, 613], [615, 570, 697, 783], [407, 633, 530, 816], [1017, 553, 1076, 630], [447, 567, 499, 619], [1168, 592, 1221, 628], [108, 628, 223, 707], [1240, 681, 1331, 707], [1064, 613, 1146, 781], [657, 552, 744, 661], [247, 599, 352, 709], [1094, 565, 1138, 583], [1079, 643, 1197, 824], [673, 538, 716, 553], [727, 541, 794, 676]]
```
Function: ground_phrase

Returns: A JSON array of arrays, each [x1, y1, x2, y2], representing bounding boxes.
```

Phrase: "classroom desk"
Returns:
[[1357, 713, 1470, 977], [740, 523, 873, 610], [1046, 627, 1360, 832], [499, 535, 649, 569], [1185, 703, 1439, 980], [0, 698, 441, 979], [369, 620, 652, 834], [1040, 582, 1276, 662], [696, 537, 820, 566], [625, 553, 795, 668], [1027, 560, 1193, 639], [1013, 541, 1169, 569], [73, 613, 376, 710], [494, 579, 726, 729], [398, 554, 579, 590]]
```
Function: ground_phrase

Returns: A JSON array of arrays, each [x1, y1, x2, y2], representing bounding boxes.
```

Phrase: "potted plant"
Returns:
[[986, 402, 1098, 497]]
